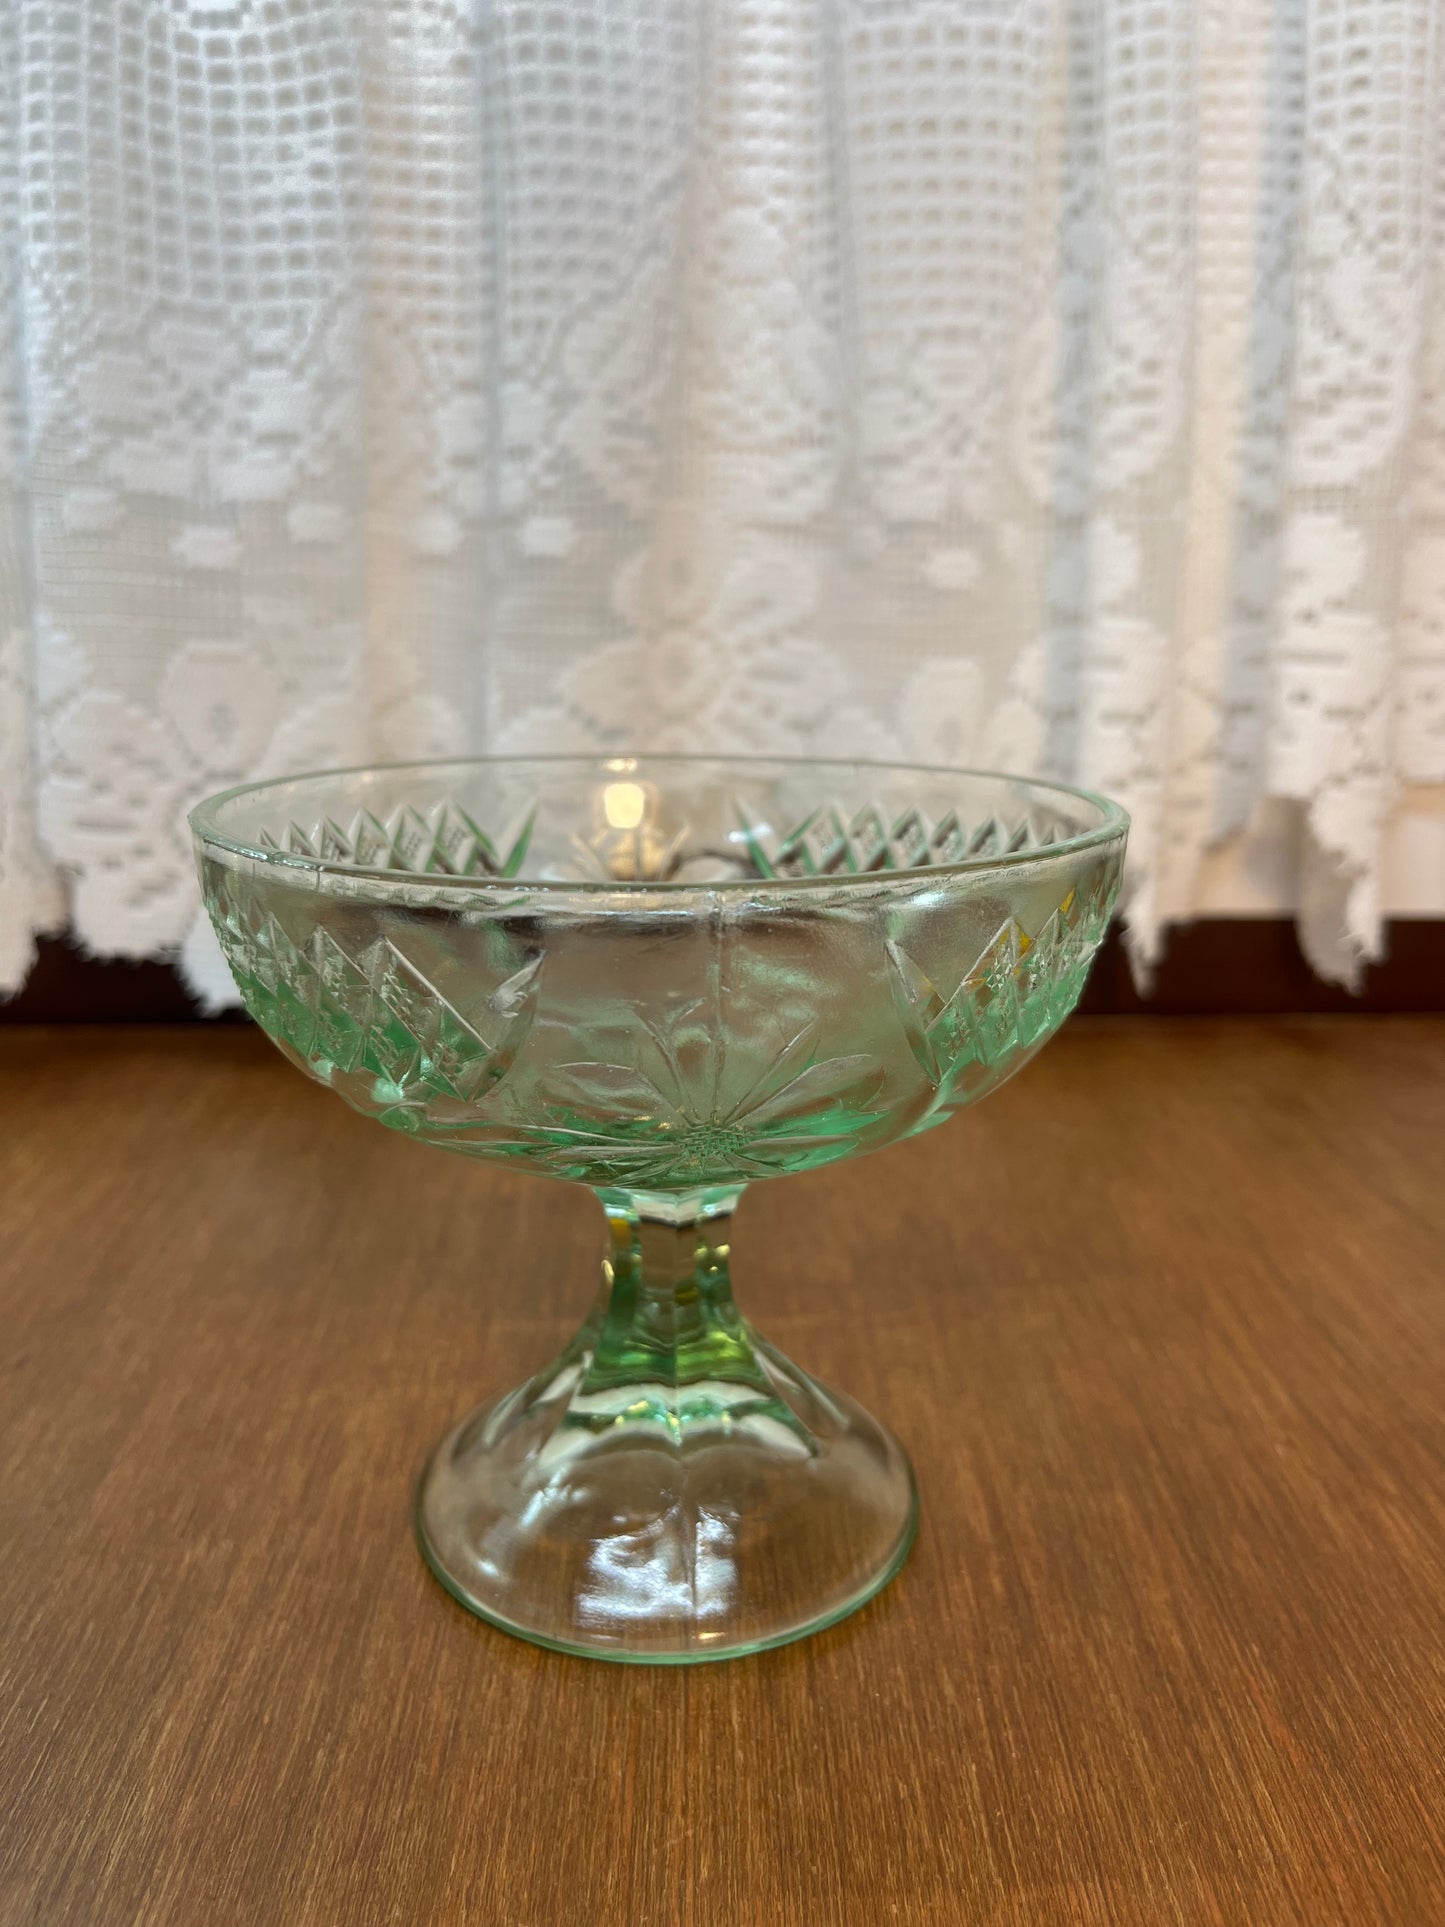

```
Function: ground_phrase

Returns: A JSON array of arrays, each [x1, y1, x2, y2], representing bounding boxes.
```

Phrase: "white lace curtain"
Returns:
[[3, 0, 1443, 1003]]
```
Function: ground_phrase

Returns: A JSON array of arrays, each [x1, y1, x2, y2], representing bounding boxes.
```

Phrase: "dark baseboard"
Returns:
[[1076, 918, 1443, 1014], [0, 938, 240, 1024], [2, 920, 1441, 1022]]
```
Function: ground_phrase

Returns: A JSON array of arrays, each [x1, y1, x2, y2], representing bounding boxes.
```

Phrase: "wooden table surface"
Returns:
[[3, 1019, 1443, 1926]]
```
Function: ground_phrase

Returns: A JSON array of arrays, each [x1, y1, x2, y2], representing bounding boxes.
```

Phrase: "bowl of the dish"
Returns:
[[192, 755, 1128, 1201]]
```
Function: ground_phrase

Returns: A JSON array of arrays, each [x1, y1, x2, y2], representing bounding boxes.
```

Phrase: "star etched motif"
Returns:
[[494, 1008, 886, 1189]]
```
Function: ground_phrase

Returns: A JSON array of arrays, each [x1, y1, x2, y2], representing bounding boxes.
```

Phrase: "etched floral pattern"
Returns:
[[487, 1012, 887, 1190]]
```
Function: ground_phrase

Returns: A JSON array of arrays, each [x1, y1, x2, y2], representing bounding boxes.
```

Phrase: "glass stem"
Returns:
[[579, 1186, 769, 1398]]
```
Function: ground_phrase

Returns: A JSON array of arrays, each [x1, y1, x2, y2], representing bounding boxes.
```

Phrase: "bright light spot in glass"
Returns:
[[603, 781, 647, 830]]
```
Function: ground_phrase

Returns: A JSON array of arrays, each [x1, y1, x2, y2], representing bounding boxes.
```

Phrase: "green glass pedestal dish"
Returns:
[[192, 756, 1127, 1662]]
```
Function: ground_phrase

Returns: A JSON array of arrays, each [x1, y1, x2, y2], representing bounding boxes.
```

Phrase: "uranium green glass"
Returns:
[[191, 756, 1127, 1662]]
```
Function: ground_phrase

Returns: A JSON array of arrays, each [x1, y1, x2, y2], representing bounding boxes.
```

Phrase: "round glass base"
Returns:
[[416, 1334, 917, 1664]]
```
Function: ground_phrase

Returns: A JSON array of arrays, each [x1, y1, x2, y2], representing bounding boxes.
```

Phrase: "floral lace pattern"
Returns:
[[3, 1, 1443, 997]]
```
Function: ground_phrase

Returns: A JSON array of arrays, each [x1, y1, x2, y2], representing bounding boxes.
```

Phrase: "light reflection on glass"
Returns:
[[578, 1506, 738, 1628], [602, 781, 647, 830]]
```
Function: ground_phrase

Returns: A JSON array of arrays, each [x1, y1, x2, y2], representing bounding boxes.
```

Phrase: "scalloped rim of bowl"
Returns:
[[189, 753, 1130, 895]]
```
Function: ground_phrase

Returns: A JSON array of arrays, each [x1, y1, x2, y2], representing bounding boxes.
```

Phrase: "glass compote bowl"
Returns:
[[192, 756, 1126, 1662]]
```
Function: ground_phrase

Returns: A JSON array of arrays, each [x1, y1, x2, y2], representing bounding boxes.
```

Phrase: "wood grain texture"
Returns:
[[2, 1020, 1443, 1926]]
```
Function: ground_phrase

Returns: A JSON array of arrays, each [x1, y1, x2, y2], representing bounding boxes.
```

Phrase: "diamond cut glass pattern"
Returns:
[[193, 758, 1127, 1663]]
